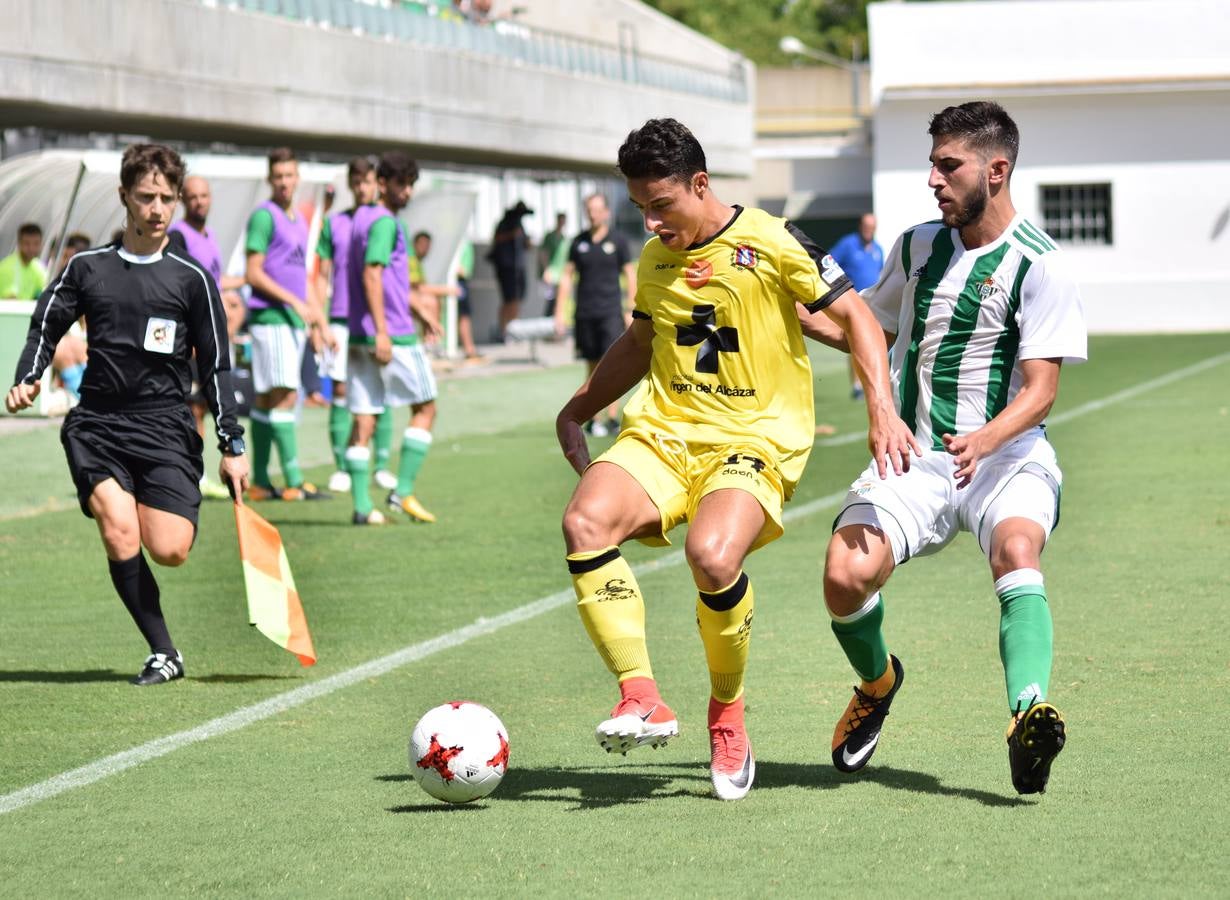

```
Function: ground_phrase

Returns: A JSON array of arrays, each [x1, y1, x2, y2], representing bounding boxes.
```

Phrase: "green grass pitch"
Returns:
[[0, 333, 1227, 896]]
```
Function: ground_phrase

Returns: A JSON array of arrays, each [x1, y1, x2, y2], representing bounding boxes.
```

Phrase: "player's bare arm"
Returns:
[[363, 262, 392, 364], [943, 356, 1062, 488], [555, 317, 653, 475], [246, 252, 321, 329], [309, 260, 339, 351], [408, 286, 443, 340], [822, 291, 921, 476]]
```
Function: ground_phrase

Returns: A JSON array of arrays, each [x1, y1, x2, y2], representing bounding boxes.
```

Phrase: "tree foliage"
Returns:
[[642, 0, 876, 65]]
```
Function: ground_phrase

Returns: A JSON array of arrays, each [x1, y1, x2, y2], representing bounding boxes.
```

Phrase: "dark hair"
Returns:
[[120, 143, 185, 193], [377, 151, 419, 186], [413, 230, 431, 243], [65, 232, 92, 252], [617, 118, 707, 183], [17, 222, 42, 239], [347, 155, 375, 179], [267, 146, 297, 171], [928, 101, 1020, 169]]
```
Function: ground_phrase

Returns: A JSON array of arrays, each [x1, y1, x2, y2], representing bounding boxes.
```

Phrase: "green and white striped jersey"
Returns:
[[866, 213, 1086, 450]]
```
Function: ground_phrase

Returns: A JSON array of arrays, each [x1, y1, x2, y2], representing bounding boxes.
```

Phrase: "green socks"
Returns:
[[329, 401, 350, 470], [269, 409, 302, 488], [345, 446, 373, 516], [996, 568, 1053, 714], [830, 592, 889, 683], [374, 407, 395, 472], [396, 427, 432, 497], [249, 410, 273, 488]]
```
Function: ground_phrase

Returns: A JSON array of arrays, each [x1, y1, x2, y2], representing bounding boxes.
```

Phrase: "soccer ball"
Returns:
[[409, 701, 510, 804]]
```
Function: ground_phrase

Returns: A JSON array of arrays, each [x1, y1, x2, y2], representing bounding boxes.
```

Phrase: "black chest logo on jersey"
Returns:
[[676, 304, 739, 375]]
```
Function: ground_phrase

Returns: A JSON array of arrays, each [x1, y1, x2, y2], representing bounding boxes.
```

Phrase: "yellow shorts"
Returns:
[[594, 428, 786, 551]]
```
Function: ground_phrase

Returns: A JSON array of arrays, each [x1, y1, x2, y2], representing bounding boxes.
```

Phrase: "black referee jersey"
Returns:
[[13, 242, 242, 449]]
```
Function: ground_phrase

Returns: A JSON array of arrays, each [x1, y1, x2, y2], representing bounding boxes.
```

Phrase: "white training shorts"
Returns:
[[346, 342, 437, 415], [833, 427, 1062, 564], [249, 322, 306, 394], [322, 322, 349, 383]]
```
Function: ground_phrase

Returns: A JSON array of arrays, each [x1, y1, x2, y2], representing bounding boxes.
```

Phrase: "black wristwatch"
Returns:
[[221, 436, 246, 457]]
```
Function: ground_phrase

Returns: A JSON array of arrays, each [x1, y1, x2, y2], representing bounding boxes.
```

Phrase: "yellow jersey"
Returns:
[[623, 206, 852, 494]]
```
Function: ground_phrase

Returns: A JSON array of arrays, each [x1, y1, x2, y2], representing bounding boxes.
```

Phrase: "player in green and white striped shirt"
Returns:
[[810, 101, 1087, 795]]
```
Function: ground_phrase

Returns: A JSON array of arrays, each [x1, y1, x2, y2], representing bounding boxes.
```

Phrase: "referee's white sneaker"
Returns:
[[132, 651, 184, 687]]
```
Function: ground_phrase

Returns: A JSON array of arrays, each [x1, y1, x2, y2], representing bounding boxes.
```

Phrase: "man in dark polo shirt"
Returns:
[[553, 193, 636, 436]]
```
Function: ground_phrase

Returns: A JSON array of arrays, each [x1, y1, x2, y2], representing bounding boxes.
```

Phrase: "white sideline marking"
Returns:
[[2, 349, 1226, 816]]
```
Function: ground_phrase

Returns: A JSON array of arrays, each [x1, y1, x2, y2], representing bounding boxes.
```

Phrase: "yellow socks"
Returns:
[[696, 572, 755, 703], [567, 547, 653, 682]]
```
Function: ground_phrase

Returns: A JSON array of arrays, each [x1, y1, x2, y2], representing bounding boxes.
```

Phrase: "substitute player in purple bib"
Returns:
[[810, 102, 1087, 794], [313, 156, 390, 494], [343, 151, 443, 526], [6, 144, 249, 686], [244, 147, 328, 502]]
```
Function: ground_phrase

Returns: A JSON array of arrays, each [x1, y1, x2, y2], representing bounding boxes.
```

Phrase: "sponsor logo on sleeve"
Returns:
[[820, 253, 846, 285]]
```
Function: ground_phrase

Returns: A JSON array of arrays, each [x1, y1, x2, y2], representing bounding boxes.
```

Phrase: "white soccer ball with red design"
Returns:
[[409, 701, 510, 803]]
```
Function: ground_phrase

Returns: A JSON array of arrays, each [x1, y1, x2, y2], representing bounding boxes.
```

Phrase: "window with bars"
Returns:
[[1039, 183, 1113, 245]]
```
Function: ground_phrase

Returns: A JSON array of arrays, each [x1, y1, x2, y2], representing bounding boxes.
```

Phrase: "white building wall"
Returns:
[[868, 0, 1230, 333]]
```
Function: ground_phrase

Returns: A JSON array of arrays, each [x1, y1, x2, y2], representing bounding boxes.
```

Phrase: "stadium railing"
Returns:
[[199, 0, 749, 103]]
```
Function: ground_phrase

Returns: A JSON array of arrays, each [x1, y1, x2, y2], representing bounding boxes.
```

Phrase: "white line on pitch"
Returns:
[[2, 349, 1226, 816]]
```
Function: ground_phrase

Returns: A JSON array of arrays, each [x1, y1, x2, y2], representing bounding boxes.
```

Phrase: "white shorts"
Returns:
[[249, 323, 306, 394], [346, 342, 437, 415], [833, 428, 1062, 564], [322, 322, 349, 383]]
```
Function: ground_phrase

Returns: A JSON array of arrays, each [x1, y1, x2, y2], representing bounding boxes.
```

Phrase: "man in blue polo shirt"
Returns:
[[829, 213, 884, 400]]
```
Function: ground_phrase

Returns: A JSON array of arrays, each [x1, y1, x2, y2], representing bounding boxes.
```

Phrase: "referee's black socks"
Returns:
[[108, 553, 175, 655]]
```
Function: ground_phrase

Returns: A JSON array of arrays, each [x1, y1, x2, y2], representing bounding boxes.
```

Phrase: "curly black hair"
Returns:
[[617, 118, 707, 182], [377, 151, 419, 186]]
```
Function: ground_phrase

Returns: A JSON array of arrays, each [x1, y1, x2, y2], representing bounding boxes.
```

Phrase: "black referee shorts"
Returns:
[[574, 314, 626, 362], [61, 403, 205, 525]]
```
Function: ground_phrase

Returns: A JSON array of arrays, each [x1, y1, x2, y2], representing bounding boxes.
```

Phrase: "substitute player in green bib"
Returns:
[[556, 118, 918, 801], [813, 102, 1087, 795]]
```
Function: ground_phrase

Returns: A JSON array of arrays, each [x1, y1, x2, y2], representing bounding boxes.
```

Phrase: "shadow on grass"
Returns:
[[190, 673, 300, 684], [612, 761, 1024, 808], [378, 760, 1023, 810], [0, 669, 131, 683], [378, 764, 704, 811]]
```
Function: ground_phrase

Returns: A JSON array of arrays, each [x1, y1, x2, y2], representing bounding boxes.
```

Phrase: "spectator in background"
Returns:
[[553, 193, 635, 437], [489, 200, 532, 340], [408, 230, 460, 346], [0, 223, 47, 299], [454, 237, 483, 363], [539, 211, 567, 314], [55, 233, 93, 278], [828, 213, 884, 400]]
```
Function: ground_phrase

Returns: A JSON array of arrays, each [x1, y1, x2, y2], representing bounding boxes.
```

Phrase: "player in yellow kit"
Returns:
[[556, 118, 919, 800]]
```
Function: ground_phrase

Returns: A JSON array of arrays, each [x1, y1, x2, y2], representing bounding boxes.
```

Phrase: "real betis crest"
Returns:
[[978, 276, 997, 301]]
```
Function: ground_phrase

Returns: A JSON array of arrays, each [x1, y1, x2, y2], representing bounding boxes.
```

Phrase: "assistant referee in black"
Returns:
[[6, 143, 250, 686]]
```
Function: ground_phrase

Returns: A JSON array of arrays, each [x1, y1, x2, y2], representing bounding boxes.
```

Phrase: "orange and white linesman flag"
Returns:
[[234, 504, 317, 666]]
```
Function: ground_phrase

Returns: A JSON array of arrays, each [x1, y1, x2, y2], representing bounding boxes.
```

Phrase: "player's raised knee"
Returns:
[[148, 543, 191, 568], [561, 502, 615, 550], [684, 533, 742, 590], [991, 528, 1042, 573]]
